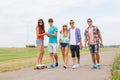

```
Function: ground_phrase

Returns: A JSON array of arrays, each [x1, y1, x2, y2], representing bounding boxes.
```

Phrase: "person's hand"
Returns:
[[80, 43, 83, 49], [43, 33, 46, 35], [44, 32, 49, 36], [100, 43, 104, 48]]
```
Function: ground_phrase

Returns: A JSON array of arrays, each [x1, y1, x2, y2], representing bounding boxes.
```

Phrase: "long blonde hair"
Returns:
[[61, 25, 68, 35]]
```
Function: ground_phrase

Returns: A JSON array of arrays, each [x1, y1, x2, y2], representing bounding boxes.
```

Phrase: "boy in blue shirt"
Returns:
[[45, 18, 59, 68]]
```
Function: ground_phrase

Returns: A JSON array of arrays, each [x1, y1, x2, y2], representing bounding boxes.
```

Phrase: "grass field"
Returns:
[[111, 53, 120, 80], [0, 48, 119, 73]]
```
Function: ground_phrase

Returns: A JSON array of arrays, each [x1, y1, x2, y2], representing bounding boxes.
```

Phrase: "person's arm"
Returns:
[[77, 28, 83, 49], [84, 36, 87, 48], [46, 27, 58, 37], [80, 38, 83, 49], [97, 27, 104, 48], [58, 30, 62, 48], [47, 32, 57, 37], [84, 30, 87, 48], [36, 27, 45, 36], [97, 27, 103, 44]]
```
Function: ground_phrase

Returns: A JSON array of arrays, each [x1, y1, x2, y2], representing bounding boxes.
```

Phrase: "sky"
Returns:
[[0, 0, 120, 47]]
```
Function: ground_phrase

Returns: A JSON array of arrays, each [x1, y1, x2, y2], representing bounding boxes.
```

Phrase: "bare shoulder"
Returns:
[[36, 26, 39, 30]]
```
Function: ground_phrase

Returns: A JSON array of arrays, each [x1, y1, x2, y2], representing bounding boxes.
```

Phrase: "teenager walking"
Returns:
[[45, 18, 59, 69], [59, 25, 69, 69], [84, 18, 103, 69], [69, 20, 83, 69]]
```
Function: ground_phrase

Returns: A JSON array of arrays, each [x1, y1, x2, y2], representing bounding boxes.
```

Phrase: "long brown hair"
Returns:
[[38, 19, 45, 33], [62, 25, 68, 35]]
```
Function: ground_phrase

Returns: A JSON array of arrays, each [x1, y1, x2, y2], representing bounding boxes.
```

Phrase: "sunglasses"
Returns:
[[69, 22, 74, 24]]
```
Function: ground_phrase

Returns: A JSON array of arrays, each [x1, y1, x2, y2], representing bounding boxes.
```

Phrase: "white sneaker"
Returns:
[[76, 64, 80, 68], [72, 65, 77, 69], [36, 64, 46, 67], [41, 64, 46, 66]]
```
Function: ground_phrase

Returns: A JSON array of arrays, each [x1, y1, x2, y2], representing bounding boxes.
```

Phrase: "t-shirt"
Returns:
[[88, 27, 95, 45], [70, 28, 76, 45], [59, 33, 69, 43], [48, 26, 58, 43]]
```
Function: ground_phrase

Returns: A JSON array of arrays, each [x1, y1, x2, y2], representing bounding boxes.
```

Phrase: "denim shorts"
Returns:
[[89, 44, 99, 54], [36, 40, 44, 46], [60, 43, 69, 48]]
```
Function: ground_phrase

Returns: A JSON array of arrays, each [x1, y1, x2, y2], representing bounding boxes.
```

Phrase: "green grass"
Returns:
[[0, 48, 118, 73], [111, 53, 120, 80]]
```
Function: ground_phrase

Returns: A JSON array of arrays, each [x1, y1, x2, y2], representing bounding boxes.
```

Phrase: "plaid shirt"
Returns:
[[84, 25, 100, 44]]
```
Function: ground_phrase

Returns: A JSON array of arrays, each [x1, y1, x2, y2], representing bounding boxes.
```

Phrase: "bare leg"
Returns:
[[36, 45, 42, 65], [64, 47, 69, 65], [72, 58, 76, 65], [54, 54, 58, 63], [50, 53, 54, 65], [61, 48, 65, 63], [39, 46, 44, 64], [91, 54, 96, 65], [96, 52, 100, 64], [77, 56, 80, 64]]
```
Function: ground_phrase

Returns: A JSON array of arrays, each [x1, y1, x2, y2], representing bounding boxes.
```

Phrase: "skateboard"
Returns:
[[34, 65, 47, 70]]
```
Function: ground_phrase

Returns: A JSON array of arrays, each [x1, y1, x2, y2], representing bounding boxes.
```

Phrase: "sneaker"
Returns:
[[36, 64, 42, 67], [63, 65, 68, 69], [55, 62, 59, 67], [76, 64, 80, 68], [91, 65, 97, 69], [72, 64, 77, 69], [97, 64, 101, 69], [40, 64, 46, 66], [49, 65, 55, 69]]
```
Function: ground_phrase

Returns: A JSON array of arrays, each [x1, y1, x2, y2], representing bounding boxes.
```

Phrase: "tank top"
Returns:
[[37, 26, 45, 40], [59, 33, 69, 43]]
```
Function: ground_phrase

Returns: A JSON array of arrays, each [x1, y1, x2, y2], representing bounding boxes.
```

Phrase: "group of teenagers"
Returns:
[[35, 18, 103, 70]]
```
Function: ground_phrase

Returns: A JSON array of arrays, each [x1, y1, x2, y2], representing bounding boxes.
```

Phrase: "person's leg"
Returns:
[[89, 45, 97, 69], [95, 44, 101, 69], [36, 45, 41, 66], [70, 45, 76, 65], [95, 44, 100, 64], [37, 45, 43, 64], [39, 45, 44, 65], [64, 47, 69, 66], [96, 52, 100, 64], [91, 54, 96, 65], [53, 44, 59, 67], [48, 43, 55, 68], [54, 54, 58, 63], [50, 53, 54, 65], [70, 45, 77, 69], [76, 45, 80, 64], [61, 48, 65, 63], [96, 52, 101, 69]]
